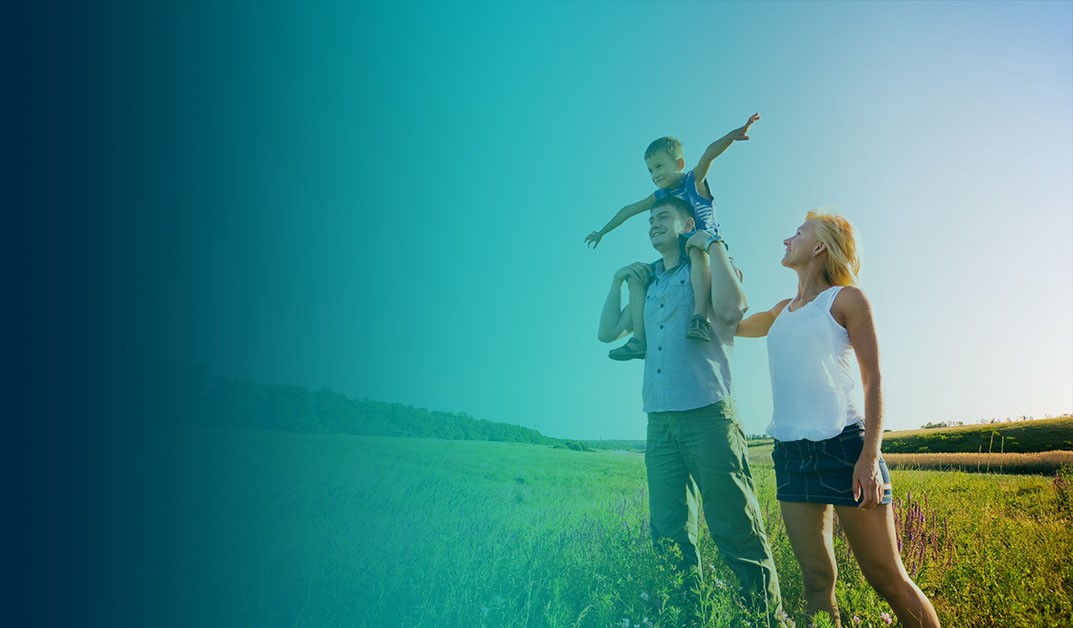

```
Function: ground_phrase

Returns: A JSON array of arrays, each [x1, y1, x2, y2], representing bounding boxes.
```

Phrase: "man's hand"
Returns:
[[733, 112, 760, 141], [584, 230, 604, 248], [614, 262, 651, 286]]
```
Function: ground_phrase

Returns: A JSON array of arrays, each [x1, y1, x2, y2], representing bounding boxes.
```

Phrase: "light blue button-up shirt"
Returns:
[[641, 258, 737, 413]]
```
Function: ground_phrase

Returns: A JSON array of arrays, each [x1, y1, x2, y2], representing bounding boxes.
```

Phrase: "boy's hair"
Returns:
[[805, 210, 861, 286], [644, 136, 684, 161], [653, 196, 694, 222]]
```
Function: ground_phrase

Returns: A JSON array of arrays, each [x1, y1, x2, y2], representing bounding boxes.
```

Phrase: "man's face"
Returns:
[[648, 204, 692, 250]]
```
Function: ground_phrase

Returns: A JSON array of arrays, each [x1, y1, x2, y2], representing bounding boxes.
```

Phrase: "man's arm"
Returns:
[[691, 113, 760, 191], [597, 263, 650, 342], [585, 193, 657, 248]]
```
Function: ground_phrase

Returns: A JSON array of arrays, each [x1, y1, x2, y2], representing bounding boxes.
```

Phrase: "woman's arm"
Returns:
[[833, 287, 885, 508], [735, 299, 791, 337]]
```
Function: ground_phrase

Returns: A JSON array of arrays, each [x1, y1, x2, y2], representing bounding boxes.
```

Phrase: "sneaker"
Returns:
[[685, 315, 711, 342], [609, 337, 646, 361]]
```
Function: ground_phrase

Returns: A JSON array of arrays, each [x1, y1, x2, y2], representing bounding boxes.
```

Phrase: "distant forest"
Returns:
[[187, 378, 592, 449]]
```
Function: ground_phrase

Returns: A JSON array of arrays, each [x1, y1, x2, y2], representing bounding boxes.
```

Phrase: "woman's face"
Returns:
[[782, 220, 821, 267]]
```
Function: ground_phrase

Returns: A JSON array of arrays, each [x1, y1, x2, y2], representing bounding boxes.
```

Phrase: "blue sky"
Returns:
[[165, 1, 1072, 440]]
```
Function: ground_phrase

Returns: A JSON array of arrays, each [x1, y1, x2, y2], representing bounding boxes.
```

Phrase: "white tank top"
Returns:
[[766, 286, 863, 441]]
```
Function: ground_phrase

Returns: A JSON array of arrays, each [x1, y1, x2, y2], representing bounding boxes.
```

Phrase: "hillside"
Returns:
[[883, 416, 1073, 454], [196, 378, 566, 446]]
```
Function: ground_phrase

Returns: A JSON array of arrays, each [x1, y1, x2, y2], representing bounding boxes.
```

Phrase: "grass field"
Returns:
[[187, 429, 1073, 627]]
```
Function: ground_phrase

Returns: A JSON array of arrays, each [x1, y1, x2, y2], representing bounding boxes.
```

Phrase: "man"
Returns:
[[597, 195, 782, 618]]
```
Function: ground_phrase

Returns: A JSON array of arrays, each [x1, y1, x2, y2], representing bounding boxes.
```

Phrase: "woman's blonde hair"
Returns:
[[806, 211, 861, 286]]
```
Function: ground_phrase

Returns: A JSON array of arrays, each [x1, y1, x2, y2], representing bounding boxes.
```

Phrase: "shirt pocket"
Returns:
[[662, 274, 695, 314], [646, 272, 693, 323]]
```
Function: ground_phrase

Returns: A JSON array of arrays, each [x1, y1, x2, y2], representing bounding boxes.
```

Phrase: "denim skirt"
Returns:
[[772, 421, 893, 507]]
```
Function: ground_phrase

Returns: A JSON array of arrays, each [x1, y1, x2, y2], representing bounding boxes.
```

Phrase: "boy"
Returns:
[[585, 113, 760, 360]]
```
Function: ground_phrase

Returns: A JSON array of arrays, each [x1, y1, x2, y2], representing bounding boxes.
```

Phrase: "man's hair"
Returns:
[[805, 210, 861, 286], [652, 196, 694, 221], [644, 136, 684, 161]]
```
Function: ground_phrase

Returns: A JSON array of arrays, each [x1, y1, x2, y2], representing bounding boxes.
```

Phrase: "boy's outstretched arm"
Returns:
[[691, 113, 760, 188], [585, 193, 657, 248]]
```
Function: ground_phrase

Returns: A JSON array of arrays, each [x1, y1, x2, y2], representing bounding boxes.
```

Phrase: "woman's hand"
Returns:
[[852, 454, 884, 509]]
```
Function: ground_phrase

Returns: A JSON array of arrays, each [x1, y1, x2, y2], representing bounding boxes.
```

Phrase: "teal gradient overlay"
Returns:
[[130, 1, 1073, 443], [15, 1, 1072, 626]]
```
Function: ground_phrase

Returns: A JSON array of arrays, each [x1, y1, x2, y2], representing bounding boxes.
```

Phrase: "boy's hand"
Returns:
[[733, 112, 760, 141], [585, 230, 604, 248]]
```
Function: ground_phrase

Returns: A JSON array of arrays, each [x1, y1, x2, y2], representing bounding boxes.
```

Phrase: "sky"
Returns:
[[151, 1, 1072, 440]]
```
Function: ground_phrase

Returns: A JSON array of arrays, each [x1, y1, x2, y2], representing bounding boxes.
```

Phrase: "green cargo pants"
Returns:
[[646, 399, 782, 617]]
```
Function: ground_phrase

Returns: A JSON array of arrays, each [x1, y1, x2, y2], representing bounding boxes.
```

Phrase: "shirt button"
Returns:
[[657, 369, 662, 374], [660, 304, 664, 308], [657, 347, 662, 351], [680, 280, 685, 284], [659, 324, 664, 329]]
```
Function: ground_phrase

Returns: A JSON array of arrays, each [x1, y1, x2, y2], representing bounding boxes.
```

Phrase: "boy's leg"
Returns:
[[608, 277, 647, 360], [686, 247, 711, 341], [628, 276, 647, 344]]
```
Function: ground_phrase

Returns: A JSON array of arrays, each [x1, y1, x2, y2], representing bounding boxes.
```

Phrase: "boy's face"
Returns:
[[645, 151, 685, 190]]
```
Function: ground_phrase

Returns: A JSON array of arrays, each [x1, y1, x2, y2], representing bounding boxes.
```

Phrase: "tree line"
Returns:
[[193, 378, 564, 446]]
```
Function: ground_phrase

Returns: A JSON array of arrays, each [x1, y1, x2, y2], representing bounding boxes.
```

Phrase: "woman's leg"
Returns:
[[835, 505, 940, 627], [780, 501, 840, 626]]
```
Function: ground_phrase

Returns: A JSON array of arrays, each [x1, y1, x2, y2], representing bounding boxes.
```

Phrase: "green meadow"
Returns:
[[881, 416, 1073, 455], [187, 429, 1073, 627]]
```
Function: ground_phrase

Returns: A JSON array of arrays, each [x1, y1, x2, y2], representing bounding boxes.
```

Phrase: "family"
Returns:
[[588, 115, 940, 627]]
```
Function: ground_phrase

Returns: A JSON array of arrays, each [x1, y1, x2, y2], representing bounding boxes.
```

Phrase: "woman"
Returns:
[[737, 212, 940, 627]]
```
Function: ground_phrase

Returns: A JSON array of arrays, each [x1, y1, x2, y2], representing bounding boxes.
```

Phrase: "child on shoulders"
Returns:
[[586, 113, 759, 360]]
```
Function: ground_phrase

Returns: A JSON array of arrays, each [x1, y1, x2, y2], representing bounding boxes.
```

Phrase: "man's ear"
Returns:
[[676, 157, 686, 171], [685, 216, 696, 232]]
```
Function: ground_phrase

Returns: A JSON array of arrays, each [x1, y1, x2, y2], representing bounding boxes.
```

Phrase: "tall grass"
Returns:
[[189, 429, 1073, 627], [883, 451, 1073, 475]]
